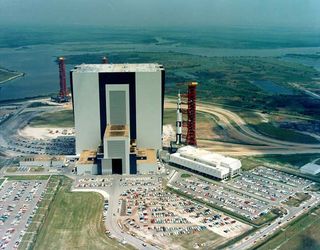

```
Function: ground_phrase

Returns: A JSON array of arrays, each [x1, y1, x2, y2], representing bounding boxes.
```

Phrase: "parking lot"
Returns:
[[228, 167, 312, 202], [0, 179, 48, 249], [8, 136, 75, 155], [118, 177, 251, 247], [171, 177, 270, 220], [169, 167, 313, 221], [75, 177, 113, 188]]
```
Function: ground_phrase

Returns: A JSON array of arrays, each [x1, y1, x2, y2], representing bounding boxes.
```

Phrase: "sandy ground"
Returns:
[[163, 124, 175, 147], [18, 126, 75, 140], [72, 188, 110, 200]]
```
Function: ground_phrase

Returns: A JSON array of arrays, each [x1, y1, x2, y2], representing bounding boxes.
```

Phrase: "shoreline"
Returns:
[[0, 72, 25, 85], [0, 94, 54, 105]]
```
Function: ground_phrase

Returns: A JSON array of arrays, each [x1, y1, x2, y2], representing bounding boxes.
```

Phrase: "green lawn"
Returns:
[[241, 154, 320, 171], [29, 110, 74, 128], [283, 193, 311, 207], [5, 175, 50, 180], [171, 230, 222, 249], [19, 176, 60, 250], [251, 123, 319, 144], [163, 108, 209, 125], [33, 176, 133, 250], [165, 104, 318, 145], [252, 210, 279, 225], [164, 108, 225, 141], [306, 183, 320, 192], [29, 167, 45, 172], [181, 173, 191, 178], [66, 51, 320, 121], [5, 167, 17, 173], [256, 206, 320, 250], [239, 157, 262, 171], [235, 110, 319, 144]]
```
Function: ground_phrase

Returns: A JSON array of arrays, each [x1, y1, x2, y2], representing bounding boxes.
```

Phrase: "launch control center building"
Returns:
[[71, 64, 165, 175]]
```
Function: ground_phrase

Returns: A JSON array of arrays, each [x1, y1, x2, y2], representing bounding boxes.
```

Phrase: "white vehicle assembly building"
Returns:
[[71, 63, 164, 175]]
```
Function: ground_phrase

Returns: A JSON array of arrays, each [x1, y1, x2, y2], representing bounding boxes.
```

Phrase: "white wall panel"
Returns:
[[72, 72, 100, 154], [135, 72, 162, 150]]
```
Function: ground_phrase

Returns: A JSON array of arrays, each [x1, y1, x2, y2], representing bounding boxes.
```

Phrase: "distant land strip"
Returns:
[[0, 68, 25, 84]]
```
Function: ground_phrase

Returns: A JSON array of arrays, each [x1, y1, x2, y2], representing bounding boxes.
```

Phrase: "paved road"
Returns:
[[167, 167, 320, 250], [106, 177, 158, 250], [73, 176, 158, 250], [228, 194, 320, 250], [0, 98, 64, 157], [165, 101, 320, 156], [291, 83, 320, 100]]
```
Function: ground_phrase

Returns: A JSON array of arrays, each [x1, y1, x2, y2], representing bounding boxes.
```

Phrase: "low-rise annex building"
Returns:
[[169, 146, 241, 180], [19, 156, 66, 168]]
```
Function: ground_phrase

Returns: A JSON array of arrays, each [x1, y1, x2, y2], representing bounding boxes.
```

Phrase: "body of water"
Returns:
[[0, 39, 319, 101], [251, 80, 294, 95]]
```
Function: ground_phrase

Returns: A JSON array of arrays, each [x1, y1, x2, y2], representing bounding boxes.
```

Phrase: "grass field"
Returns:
[[181, 173, 191, 178], [66, 51, 320, 120], [165, 104, 317, 145], [171, 230, 223, 249], [4, 175, 50, 180], [19, 175, 60, 250], [306, 183, 320, 192], [239, 157, 263, 171], [256, 206, 320, 250], [241, 154, 320, 171], [5, 167, 17, 173], [29, 109, 74, 128], [283, 193, 311, 207], [252, 210, 279, 225], [29, 167, 45, 172], [164, 108, 225, 141], [235, 110, 319, 144], [33, 176, 133, 250], [0, 179, 4, 186], [251, 123, 319, 144], [164, 108, 210, 125]]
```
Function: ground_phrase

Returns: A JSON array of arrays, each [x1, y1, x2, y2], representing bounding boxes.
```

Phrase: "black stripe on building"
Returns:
[[161, 69, 165, 132], [70, 71, 75, 118], [98, 72, 137, 140]]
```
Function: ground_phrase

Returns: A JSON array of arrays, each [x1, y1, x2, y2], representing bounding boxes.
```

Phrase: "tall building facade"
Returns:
[[71, 64, 165, 175]]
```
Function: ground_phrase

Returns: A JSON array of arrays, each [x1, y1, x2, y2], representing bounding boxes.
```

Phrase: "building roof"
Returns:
[[137, 148, 157, 164], [77, 150, 97, 165], [177, 146, 241, 171], [21, 156, 65, 162], [300, 163, 320, 175], [171, 152, 230, 176], [72, 63, 164, 73], [104, 124, 129, 138]]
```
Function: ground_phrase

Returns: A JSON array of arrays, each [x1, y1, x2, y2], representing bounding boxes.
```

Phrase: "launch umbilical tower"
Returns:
[[185, 82, 197, 146], [102, 56, 109, 64], [58, 57, 68, 97], [177, 82, 198, 146]]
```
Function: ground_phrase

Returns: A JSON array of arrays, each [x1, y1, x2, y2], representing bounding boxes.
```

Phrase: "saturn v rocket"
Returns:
[[176, 91, 183, 144]]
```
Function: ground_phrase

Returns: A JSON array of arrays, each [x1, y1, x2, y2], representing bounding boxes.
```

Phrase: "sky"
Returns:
[[0, 0, 319, 29]]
